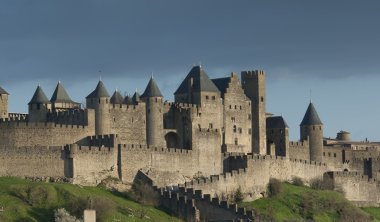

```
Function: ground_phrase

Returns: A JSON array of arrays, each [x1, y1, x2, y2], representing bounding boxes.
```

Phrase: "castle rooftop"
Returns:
[[29, 86, 50, 105], [267, 116, 289, 129], [141, 77, 163, 98], [124, 94, 133, 105], [50, 82, 75, 103], [86, 80, 110, 99], [132, 91, 140, 103], [110, 90, 124, 104], [300, 102, 323, 126], [211, 77, 230, 95], [0, 86, 9, 95], [174, 66, 220, 95]]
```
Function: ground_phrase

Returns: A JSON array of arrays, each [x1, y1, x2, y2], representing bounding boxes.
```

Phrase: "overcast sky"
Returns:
[[1, 1, 379, 141]]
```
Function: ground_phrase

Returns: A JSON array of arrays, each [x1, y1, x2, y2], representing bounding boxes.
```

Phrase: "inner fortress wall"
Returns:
[[181, 156, 327, 200], [0, 146, 69, 178], [288, 141, 309, 160], [0, 121, 94, 147], [109, 104, 146, 144], [119, 128, 223, 183]]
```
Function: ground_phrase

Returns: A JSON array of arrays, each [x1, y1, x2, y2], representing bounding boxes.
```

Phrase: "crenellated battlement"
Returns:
[[241, 70, 265, 77], [156, 185, 254, 220], [289, 140, 308, 147], [67, 144, 114, 157], [329, 171, 377, 183], [0, 121, 88, 129], [109, 103, 145, 110], [86, 134, 117, 147], [120, 144, 193, 155]]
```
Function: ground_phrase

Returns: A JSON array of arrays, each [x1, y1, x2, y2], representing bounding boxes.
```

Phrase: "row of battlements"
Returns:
[[119, 144, 193, 154], [67, 144, 114, 156], [289, 140, 308, 147], [180, 168, 248, 189], [197, 128, 219, 133], [157, 186, 254, 219], [241, 70, 265, 77], [109, 103, 144, 110], [329, 171, 377, 183], [86, 134, 116, 147], [0, 121, 88, 129]]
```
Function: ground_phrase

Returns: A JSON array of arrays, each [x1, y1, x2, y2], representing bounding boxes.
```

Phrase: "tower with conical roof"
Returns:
[[141, 77, 163, 147], [50, 82, 80, 110], [110, 90, 124, 105], [174, 65, 221, 104], [0, 86, 9, 119], [86, 80, 111, 135], [241, 70, 267, 155], [28, 85, 52, 122], [300, 102, 324, 162]]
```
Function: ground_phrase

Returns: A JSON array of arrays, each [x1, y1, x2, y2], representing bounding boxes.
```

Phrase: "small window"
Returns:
[[239, 106, 242, 110], [248, 114, 251, 120], [235, 105, 237, 109], [323, 152, 325, 156], [209, 123, 213, 129], [334, 153, 337, 158], [233, 125, 237, 133], [328, 152, 331, 157], [229, 105, 232, 109], [248, 128, 252, 134], [231, 117, 235, 122], [235, 138, 238, 145], [206, 95, 209, 100], [238, 128, 242, 134], [37, 104, 41, 110], [261, 96, 264, 102], [212, 96, 216, 100]]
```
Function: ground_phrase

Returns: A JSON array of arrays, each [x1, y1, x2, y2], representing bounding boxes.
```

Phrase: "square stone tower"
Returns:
[[0, 86, 8, 119], [241, 70, 267, 155]]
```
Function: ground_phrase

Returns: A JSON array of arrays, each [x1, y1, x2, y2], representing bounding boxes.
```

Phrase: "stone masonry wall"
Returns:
[[0, 121, 93, 147], [181, 155, 327, 200], [0, 146, 69, 178], [109, 104, 146, 144]]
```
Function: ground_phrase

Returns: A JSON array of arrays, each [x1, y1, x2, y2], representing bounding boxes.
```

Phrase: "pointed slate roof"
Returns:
[[132, 91, 140, 103], [267, 116, 289, 129], [300, 102, 323, 126], [141, 77, 163, 98], [0, 86, 9, 95], [50, 82, 74, 103], [211, 77, 230, 95], [124, 95, 133, 105], [174, 66, 220, 95], [110, 90, 124, 104], [29, 86, 50, 105], [86, 80, 110, 99]]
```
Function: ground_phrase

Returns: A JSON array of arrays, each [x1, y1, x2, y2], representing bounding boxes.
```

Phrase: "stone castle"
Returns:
[[0, 66, 379, 220]]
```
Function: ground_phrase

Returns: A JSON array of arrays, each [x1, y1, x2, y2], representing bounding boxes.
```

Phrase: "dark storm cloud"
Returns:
[[0, 0, 379, 85]]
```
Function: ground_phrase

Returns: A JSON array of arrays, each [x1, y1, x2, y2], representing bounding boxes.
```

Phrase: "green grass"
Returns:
[[0, 177, 181, 222], [362, 208, 380, 222], [240, 182, 375, 222]]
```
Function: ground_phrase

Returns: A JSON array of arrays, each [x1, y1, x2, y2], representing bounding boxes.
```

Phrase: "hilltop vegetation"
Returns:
[[240, 179, 378, 222], [0, 177, 181, 222]]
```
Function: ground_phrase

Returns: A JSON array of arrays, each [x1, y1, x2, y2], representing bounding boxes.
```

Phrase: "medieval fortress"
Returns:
[[0, 66, 379, 219]]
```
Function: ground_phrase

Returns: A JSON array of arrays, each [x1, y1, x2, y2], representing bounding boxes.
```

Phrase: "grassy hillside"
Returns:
[[240, 182, 378, 222], [0, 177, 181, 222]]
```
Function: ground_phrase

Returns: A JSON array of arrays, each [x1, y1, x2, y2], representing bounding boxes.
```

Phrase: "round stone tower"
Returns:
[[336, 130, 351, 141], [300, 102, 324, 162], [141, 77, 163, 147], [86, 80, 111, 135], [0, 86, 9, 119], [28, 85, 52, 122]]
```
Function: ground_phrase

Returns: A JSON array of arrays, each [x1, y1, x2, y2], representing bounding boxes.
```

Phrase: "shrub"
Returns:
[[54, 208, 82, 222], [267, 178, 282, 198], [310, 177, 334, 190], [291, 177, 304, 186], [131, 181, 159, 206], [234, 187, 244, 203]]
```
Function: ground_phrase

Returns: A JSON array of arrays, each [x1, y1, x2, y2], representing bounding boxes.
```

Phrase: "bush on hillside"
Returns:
[[131, 180, 159, 206], [54, 208, 82, 222], [310, 177, 334, 190], [291, 176, 304, 186], [233, 187, 244, 203], [267, 178, 282, 198]]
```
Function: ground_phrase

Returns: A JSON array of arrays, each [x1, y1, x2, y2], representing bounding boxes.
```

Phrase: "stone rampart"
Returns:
[[180, 155, 327, 200], [328, 171, 380, 207], [0, 121, 93, 147], [0, 146, 69, 178]]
